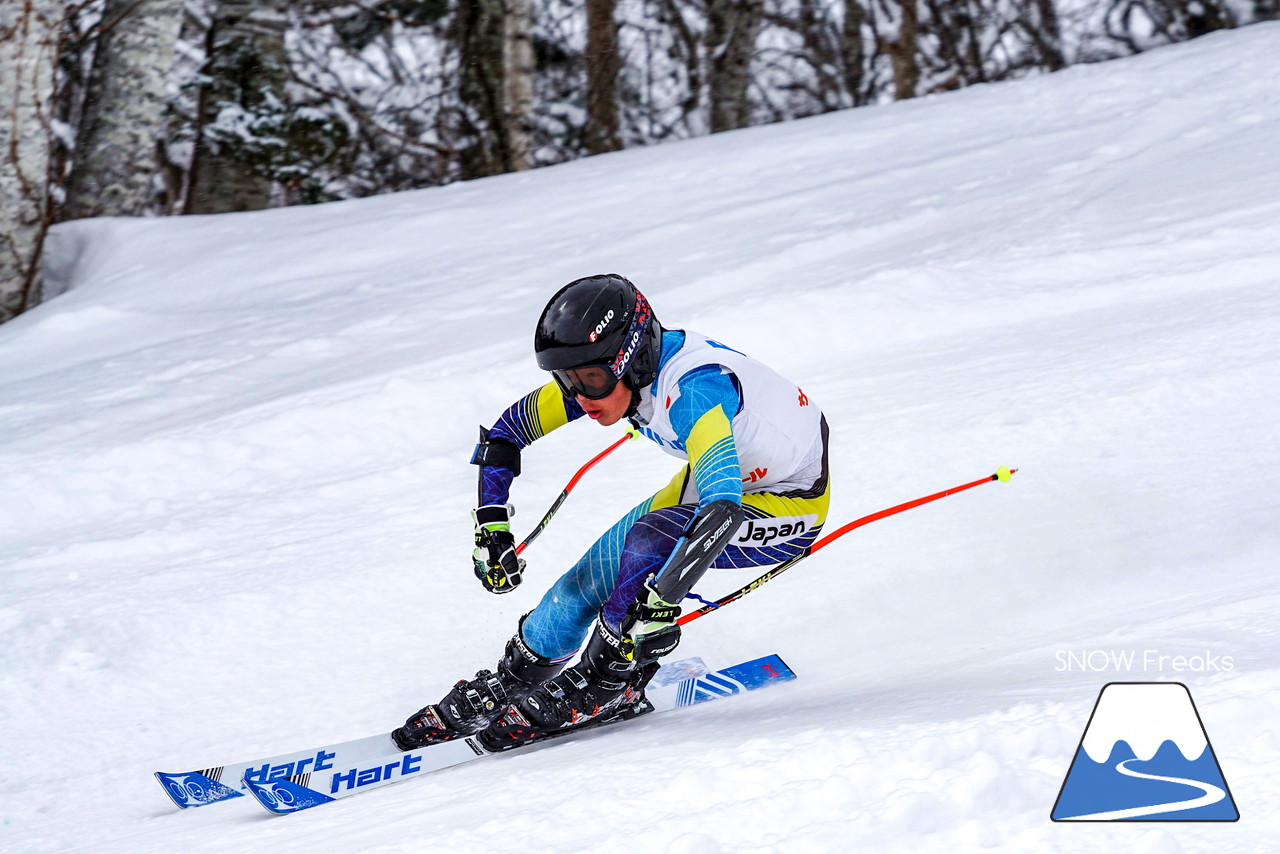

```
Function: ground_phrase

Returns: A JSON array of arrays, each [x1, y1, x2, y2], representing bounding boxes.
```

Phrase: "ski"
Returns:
[[242, 654, 796, 815], [155, 732, 401, 809], [154, 656, 711, 810]]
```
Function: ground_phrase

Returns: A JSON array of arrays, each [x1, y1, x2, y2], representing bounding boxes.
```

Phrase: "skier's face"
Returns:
[[576, 378, 632, 427]]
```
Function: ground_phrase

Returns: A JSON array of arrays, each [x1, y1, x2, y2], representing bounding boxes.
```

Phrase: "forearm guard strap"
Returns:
[[470, 425, 521, 476]]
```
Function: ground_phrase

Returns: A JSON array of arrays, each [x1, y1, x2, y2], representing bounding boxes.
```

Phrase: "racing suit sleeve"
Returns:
[[667, 365, 744, 508], [475, 381, 586, 506]]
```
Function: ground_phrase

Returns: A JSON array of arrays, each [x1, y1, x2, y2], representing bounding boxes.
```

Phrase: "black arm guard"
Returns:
[[470, 425, 521, 475], [651, 499, 744, 604]]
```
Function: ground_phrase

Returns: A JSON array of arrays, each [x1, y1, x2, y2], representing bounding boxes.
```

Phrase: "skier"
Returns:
[[394, 274, 830, 750]]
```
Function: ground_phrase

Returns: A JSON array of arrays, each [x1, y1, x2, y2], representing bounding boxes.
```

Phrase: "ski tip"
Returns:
[[995, 466, 1016, 482], [242, 775, 335, 815], [755, 653, 797, 683], [155, 770, 243, 809]]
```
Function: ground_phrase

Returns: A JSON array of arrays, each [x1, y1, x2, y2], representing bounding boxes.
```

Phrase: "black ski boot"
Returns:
[[477, 620, 659, 751], [392, 629, 561, 749]]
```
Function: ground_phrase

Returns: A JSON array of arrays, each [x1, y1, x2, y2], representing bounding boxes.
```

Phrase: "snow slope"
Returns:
[[4, 23, 1280, 853]]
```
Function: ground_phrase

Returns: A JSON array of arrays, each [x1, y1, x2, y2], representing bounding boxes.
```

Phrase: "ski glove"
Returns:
[[620, 580, 682, 664], [472, 504, 524, 594]]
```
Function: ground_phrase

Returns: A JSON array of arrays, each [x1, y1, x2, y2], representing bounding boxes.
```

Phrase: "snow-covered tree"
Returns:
[[185, 0, 287, 212], [186, 0, 347, 211], [9, 0, 1280, 329], [0, 0, 62, 321], [62, 0, 183, 220]]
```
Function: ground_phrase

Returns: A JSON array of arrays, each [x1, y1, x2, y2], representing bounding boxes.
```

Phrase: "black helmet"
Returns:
[[534, 274, 663, 398]]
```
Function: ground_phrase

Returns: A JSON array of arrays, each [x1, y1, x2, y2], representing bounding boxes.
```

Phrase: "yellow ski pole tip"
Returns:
[[996, 466, 1013, 482], [626, 427, 641, 440]]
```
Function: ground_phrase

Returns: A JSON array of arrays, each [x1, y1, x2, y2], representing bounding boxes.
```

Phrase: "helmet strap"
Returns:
[[624, 382, 641, 418]]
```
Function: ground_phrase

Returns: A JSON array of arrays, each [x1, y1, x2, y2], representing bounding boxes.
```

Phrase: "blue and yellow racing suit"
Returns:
[[480, 330, 831, 660]]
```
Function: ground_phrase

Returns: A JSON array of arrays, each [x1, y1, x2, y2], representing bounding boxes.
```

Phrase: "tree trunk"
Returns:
[[706, 0, 764, 133], [454, 0, 510, 180], [887, 0, 920, 101], [62, 0, 183, 221], [504, 0, 535, 170], [1027, 0, 1067, 72], [0, 0, 62, 322], [186, 0, 290, 214], [585, 0, 621, 154], [842, 1, 869, 105]]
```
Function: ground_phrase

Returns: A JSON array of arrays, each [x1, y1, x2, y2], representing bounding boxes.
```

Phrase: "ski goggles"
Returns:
[[550, 364, 620, 400]]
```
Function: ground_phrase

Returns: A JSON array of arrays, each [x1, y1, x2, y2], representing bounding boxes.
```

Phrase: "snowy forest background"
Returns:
[[2, 0, 1277, 325]]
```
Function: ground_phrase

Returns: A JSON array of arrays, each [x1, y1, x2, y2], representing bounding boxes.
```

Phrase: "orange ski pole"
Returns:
[[678, 467, 1017, 626], [516, 428, 640, 555]]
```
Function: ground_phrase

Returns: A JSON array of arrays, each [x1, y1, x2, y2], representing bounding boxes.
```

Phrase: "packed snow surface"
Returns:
[[4, 23, 1280, 854]]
